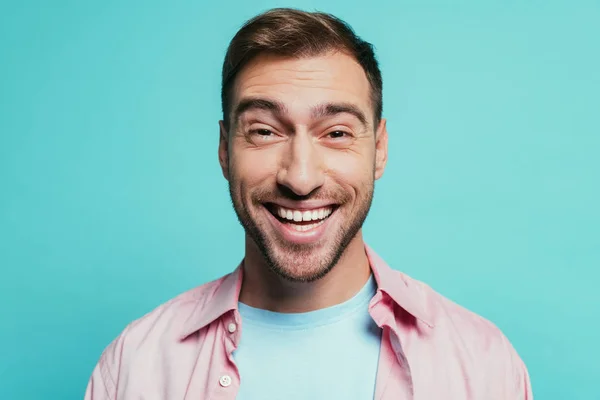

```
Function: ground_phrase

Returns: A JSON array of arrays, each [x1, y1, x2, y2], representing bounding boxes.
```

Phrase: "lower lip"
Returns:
[[263, 206, 336, 245]]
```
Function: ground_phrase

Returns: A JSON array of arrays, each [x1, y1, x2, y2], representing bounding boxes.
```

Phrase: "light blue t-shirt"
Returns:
[[233, 275, 382, 400]]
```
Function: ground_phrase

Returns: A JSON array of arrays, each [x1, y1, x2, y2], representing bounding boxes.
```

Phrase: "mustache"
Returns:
[[252, 184, 351, 204]]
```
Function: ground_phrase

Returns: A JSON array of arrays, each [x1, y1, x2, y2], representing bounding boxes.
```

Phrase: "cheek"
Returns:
[[324, 151, 375, 188], [231, 148, 279, 187]]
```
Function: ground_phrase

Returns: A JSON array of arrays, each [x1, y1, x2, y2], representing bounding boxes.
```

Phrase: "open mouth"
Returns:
[[265, 203, 338, 232]]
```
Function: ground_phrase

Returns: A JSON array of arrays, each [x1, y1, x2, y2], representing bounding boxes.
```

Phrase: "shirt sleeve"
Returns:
[[502, 333, 534, 399], [84, 362, 113, 400], [518, 356, 534, 399], [84, 326, 129, 400]]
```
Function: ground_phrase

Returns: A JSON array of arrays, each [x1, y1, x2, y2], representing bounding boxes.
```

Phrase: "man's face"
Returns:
[[219, 51, 388, 282]]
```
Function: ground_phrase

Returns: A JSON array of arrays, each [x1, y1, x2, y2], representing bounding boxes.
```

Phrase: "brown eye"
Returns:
[[328, 131, 348, 139], [248, 127, 280, 144]]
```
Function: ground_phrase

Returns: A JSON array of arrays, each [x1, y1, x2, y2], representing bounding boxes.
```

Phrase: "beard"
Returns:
[[228, 176, 374, 283]]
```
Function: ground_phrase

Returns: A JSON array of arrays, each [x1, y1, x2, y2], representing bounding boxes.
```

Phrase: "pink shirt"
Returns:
[[85, 246, 533, 399]]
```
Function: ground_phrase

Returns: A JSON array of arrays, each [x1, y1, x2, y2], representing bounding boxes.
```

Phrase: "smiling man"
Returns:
[[85, 8, 533, 400]]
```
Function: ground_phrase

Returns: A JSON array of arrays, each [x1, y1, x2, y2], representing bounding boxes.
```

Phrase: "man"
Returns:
[[85, 8, 533, 400]]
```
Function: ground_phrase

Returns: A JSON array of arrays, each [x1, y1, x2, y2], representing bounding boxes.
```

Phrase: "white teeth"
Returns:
[[293, 211, 302, 221], [289, 219, 326, 231], [274, 205, 334, 222]]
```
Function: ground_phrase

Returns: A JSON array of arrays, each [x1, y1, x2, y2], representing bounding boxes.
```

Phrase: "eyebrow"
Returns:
[[311, 102, 368, 127], [233, 97, 369, 128], [233, 98, 287, 121]]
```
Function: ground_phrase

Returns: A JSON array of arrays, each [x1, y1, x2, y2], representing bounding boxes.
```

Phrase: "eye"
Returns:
[[249, 128, 276, 139], [247, 127, 281, 144], [253, 129, 273, 136], [327, 130, 350, 139]]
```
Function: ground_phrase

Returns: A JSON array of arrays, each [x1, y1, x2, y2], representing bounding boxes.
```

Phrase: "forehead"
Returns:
[[232, 52, 372, 121]]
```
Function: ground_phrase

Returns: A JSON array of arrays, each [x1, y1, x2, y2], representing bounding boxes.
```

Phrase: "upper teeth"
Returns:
[[276, 206, 332, 222]]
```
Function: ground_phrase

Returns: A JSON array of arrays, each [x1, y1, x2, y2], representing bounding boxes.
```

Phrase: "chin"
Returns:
[[263, 240, 340, 283]]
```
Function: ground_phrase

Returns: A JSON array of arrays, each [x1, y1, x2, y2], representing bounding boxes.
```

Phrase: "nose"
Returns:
[[276, 134, 325, 197]]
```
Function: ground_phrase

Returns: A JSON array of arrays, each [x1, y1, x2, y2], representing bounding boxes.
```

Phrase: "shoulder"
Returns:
[[404, 271, 514, 353], [87, 273, 232, 396], [122, 273, 227, 340], [423, 277, 504, 340], [401, 272, 532, 397], [396, 270, 506, 338]]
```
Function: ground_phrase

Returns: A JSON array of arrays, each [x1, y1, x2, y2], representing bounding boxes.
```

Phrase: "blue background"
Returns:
[[1, 1, 598, 398]]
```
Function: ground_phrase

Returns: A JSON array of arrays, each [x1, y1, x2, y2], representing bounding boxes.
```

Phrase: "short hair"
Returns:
[[221, 8, 383, 129]]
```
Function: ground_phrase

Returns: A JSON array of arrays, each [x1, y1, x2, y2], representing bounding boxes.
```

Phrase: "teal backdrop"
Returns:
[[1, 1, 598, 398]]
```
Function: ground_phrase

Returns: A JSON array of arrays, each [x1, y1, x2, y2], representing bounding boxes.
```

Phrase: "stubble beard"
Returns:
[[228, 178, 375, 283]]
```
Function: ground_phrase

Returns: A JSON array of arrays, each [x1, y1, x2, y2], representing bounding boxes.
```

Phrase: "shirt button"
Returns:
[[219, 375, 232, 387], [227, 323, 237, 333]]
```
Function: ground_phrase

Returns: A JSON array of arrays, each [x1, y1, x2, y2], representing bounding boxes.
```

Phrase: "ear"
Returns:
[[218, 120, 230, 181], [374, 118, 388, 180]]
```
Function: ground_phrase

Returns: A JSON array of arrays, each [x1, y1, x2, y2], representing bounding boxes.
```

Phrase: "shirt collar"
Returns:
[[179, 266, 243, 340], [365, 244, 435, 328], [180, 244, 434, 339]]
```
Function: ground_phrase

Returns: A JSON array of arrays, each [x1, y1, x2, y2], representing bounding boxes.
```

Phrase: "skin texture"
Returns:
[[218, 51, 388, 312]]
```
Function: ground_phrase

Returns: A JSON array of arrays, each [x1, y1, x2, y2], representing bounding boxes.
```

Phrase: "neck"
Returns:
[[239, 232, 371, 313]]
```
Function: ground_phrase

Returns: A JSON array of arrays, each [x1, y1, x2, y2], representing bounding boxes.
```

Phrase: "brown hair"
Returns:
[[221, 8, 383, 129]]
